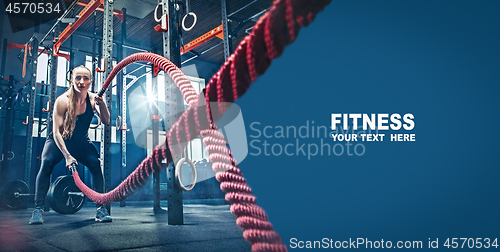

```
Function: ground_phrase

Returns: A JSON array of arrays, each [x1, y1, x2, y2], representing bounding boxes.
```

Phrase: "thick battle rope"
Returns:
[[73, 0, 331, 251], [97, 52, 197, 105], [200, 129, 285, 252]]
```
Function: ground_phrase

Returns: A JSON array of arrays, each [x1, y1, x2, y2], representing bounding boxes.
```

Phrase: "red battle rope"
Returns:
[[73, 0, 331, 251]]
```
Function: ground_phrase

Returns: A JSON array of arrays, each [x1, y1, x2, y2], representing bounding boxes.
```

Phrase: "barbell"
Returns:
[[13, 191, 84, 198], [0, 175, 85, 214], [1, 159, 198, 211]]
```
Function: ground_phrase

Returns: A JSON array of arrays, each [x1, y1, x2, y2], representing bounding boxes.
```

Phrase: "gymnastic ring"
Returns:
[[116, 115, 121, 129], [66, 69, 72, 82], [182, 12, 197, 31], [154, 4, 162, 22], [90, 113, 101, 129], [175, 158, 197, 191]]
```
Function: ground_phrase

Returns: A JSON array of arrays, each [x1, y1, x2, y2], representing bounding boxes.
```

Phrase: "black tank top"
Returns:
[[71, 93, 93, 140], [48, 93, 93, 141]]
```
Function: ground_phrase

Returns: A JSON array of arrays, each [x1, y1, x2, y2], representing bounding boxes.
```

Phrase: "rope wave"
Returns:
[[73, 1, 331, 251]]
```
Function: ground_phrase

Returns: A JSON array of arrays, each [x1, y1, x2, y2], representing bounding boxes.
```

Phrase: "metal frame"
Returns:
[[228, 0, 259, 18], [182, 41, 223, 65], [45, 43, 58, 213], [4, 28, 58, 208], [24, 37, 39, 190], [151, 63, 161, 212], [35, 84, 46, 173], [119, 60, 127, 208], [229, 8, 268, 37], [73, 0, 124, 22], [221, 0, 233, 60], [1, 39, 7, 77], [163, 0, 184, 225], [6, 42, 70, 62], [118, 8, 127, 208], [100, 0, 114, 214], [39, 0, 80, 47], [0, 75, 14, 185], [54, 0, 103, 56], [1, 0, 259, 212], [181, 0, 266, 65], [92, 11, 98, 91], [180, 24, 223, 55], [47, 51, 58, 141]]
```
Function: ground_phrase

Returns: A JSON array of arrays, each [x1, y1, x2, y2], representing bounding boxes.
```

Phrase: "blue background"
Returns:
[[235, 0, 500, 249]]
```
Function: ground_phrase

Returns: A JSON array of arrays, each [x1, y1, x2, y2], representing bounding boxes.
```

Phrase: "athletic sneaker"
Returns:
[[95, 206, 112, 222], [29, 207, 44, 225]]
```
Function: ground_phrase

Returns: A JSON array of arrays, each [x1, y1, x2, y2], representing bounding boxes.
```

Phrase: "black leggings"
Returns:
[[34, 137, 104, 208]]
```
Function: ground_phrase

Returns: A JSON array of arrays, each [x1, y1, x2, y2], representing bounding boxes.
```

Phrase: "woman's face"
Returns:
[[72, 67, 92, 93]]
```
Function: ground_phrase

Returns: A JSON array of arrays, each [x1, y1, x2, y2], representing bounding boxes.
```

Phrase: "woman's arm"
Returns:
[[93, 93, 110, 125], [52, 96, 77, 167]]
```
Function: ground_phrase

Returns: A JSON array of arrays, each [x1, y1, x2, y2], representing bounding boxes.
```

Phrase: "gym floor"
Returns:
[[0, 202, 251, 252]]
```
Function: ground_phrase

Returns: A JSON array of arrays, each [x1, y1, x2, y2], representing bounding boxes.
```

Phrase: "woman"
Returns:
[[29, 65, 111, 224]]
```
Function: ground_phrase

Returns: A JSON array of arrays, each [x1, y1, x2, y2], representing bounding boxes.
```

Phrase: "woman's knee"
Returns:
[[39, 159, 57, 175]]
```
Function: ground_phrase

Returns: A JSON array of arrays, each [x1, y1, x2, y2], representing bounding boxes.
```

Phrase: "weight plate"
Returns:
[[47, 175, 85, 214], [0, 180, 29, 210], [46, 176, 64, 214]]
